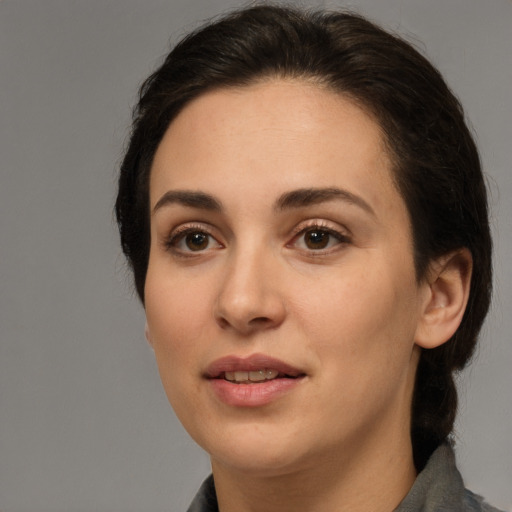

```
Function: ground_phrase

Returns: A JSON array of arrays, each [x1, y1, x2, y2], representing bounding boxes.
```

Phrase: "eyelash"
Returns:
[[164, 224, 222, 256], [164, 221, 351, 257], [288, 221, 351, 254]]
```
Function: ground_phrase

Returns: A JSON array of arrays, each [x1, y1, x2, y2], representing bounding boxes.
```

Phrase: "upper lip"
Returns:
[[204, 353, 305, 379]]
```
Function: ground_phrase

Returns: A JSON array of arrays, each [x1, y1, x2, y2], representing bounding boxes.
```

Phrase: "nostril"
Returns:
[[249, 317, 272, 325], [216, 317, 230, 329], [215, 314, 277, 332], [249, 316, 270, 324], [214, 289, 286, 332]]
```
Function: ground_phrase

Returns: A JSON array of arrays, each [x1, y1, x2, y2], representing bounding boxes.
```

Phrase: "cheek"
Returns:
[[290, 269, 420, 436], [146, 262, 213, 340], [293, 262, 419, 376], [144, 268, 215, 397], [145, 287, 205, 427]]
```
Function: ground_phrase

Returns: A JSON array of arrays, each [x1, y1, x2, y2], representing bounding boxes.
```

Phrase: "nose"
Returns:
[[214, 248, 287, 335]]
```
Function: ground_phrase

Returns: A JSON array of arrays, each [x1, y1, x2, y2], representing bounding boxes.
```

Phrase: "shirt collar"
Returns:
[[186, 443, 501, 512]]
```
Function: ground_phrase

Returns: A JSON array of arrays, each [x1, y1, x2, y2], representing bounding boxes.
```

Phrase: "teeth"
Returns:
[[249, 370, 266, 381], [234, 371, 248, 381], [224, 369, 280, 383]]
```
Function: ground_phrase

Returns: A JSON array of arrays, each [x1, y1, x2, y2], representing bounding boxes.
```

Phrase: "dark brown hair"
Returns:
[[115, 5, 492, 470]]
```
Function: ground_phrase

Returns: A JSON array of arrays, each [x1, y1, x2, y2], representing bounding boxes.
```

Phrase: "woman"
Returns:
[[116, 5, 500, 511]]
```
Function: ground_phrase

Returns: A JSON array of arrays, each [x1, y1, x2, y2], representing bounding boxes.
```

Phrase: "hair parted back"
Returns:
[[116, 4, 492, 470]]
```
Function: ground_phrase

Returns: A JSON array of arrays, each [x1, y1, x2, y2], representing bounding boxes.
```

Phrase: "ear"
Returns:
[[414, 249, 472, 349], [145, 320, 154, 348]]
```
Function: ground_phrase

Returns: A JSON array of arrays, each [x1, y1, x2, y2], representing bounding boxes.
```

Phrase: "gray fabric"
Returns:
[[394, 444, 503, 512], [186, 444, 504, 512], [187, 475, 218, 512]]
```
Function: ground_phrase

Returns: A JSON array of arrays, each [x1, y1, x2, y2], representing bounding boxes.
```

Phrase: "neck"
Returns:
[[212, 429, 417, 512], [211, 348, 421, 512]]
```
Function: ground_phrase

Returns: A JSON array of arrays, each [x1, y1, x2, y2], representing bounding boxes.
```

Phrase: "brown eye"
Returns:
[[304, 229, 334, 249], [167, 227, 222, 255], [291, 225, 349, 252], [185, 232, 209, 251]]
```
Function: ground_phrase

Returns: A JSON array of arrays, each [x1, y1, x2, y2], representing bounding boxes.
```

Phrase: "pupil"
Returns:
[[306, 230, 329, 249], [186, 232, 208, 250]]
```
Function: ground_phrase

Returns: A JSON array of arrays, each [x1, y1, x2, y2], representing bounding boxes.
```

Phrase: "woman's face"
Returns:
[[145, 80, 429, 476]]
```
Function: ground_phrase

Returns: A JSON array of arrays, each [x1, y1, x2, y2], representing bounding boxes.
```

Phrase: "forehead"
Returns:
[[150, 79, 401, 218]]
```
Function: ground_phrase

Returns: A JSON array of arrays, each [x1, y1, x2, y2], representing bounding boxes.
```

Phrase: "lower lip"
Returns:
[[208, 377, 304, 407]]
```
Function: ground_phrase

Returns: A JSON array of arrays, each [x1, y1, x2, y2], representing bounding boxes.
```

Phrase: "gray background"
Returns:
[[0, 1, 510, 511]]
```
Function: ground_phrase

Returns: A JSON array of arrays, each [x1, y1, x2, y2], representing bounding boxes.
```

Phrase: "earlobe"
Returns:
[[415, 249, 472, 349]]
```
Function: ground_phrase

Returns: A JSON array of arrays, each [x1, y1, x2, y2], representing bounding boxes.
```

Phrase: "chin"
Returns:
[[193, 420, 311, 475], [211, 443, 307, 477]]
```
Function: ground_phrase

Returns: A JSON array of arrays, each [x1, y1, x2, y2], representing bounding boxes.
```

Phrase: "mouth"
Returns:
[[222, 369, 301, 384], [205, 354, 306, 383], [205, 354, 306, 407]]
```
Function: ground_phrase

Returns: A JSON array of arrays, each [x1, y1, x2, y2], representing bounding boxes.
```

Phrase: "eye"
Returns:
[[166, 227, 222, 254], [302, 229, 333, 250], [182, 232, 211, 251], [291, 225, 349, 252]]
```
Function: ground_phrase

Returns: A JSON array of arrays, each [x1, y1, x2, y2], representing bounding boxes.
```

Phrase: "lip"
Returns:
[[205, 353, 304, 378], [205, 353, 306, 407]]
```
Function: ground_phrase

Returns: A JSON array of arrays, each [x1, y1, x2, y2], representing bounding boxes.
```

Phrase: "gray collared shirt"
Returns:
[[186, 444, 504, 512]]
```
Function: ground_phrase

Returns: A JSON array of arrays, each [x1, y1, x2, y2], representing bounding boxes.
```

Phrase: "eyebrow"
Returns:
[[152, 190, 222, 214], [275, 187, 375, 216], [152, 186, 375, 216]]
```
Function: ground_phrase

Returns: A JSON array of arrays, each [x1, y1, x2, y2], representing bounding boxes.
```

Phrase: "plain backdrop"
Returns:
[[0, 1, 511, 511]]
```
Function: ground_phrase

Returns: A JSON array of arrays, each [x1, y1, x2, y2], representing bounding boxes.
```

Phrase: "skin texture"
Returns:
[[144, 80, 471, 512]]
